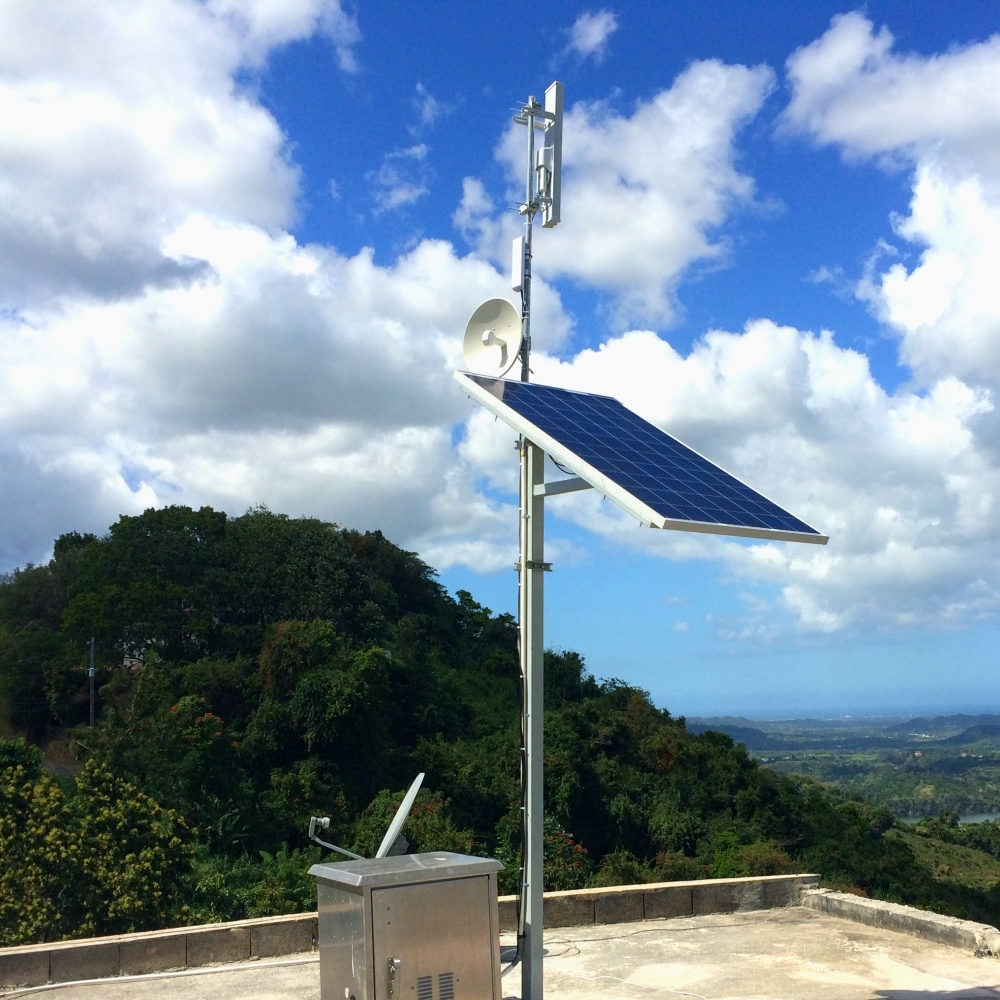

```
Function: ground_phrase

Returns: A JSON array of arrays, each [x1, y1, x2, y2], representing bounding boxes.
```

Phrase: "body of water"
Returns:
[[898, 812, 1000, 825]]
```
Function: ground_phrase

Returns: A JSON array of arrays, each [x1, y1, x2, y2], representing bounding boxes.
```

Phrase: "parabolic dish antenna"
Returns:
[[462, 298, 522, 378]]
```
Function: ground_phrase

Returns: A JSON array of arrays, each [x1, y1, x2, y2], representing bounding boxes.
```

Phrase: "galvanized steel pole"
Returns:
[[516, 93, 544, 1000], [88, 637, 95, 727]]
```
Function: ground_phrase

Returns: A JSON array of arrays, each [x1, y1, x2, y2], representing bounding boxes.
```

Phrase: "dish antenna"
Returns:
[[462, 298, 522, 378], [308, 772, 424, 861]]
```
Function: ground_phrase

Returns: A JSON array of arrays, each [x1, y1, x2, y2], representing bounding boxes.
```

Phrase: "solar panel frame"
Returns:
[[455, 370, 828, 545]]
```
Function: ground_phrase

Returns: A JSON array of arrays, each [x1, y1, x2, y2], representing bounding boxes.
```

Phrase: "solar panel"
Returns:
[[455, 371, 827, 544]]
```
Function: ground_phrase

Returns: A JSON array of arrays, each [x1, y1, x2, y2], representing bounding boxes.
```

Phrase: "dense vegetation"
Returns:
[[2, 505, 1000, 944], [762, 747, 1000, 818]]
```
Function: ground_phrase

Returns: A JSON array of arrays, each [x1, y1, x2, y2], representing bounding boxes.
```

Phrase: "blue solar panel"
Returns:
[[462, 374, 825, 543]]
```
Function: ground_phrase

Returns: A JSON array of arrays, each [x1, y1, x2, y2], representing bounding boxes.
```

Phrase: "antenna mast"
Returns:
[[512, 80, 563, 1000]]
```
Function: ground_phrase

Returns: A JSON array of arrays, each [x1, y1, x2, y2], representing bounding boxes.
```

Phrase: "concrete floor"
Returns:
[[6, 908, 1000, 1000]]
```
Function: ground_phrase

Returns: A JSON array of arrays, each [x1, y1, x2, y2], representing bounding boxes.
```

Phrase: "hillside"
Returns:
[[2, 505, 1000, 944]]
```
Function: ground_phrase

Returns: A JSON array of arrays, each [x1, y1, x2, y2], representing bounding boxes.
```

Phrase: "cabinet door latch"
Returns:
[[387, 957, 402, 997]]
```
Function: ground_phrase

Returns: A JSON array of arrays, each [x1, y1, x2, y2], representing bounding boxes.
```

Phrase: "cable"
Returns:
[[505, 435, 528, 979], [555, 971, 709, 1000], [1, 954, 318, 998]]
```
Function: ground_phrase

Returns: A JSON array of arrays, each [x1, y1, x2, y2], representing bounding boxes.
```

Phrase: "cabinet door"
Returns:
[[372, 876, 494, 1000]]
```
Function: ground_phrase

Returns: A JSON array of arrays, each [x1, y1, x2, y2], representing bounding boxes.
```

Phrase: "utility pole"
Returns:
[[88, 637, 96, 727], [512, 81, 563, 1000]]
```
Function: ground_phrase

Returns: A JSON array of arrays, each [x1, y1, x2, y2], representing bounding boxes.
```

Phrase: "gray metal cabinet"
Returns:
[[310, 852, 503, 1000]]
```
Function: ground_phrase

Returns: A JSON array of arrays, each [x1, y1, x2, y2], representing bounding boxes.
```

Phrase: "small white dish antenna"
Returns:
[[308, 772, 425, 861], [375, 772, 424, 858], [463, 298, 522, 378]]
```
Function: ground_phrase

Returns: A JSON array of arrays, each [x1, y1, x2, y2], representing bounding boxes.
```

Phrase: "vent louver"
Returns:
[[438, 971, 454, 1000]]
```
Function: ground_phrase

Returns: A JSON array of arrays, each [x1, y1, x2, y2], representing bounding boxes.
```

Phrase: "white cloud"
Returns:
[[6, 0, 1000, 649], [563, 10, 618, 63], [0, 0, 358, 304], [718, 13, 1000, 633], [462, 59, 774, 324], [784, 13, 1000, 399], [369, 144, 431, 213], [0, 214, 526, 569], [855, 169, 1000, 387], [206, 0, 361, 70], [784, 12, 1000, 180], [522, 319, 1000, 633], [0, 1, 512, 571], [412, 83, 455, 129]]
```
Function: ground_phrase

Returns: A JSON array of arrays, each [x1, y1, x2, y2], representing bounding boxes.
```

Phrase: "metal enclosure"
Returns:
[[310, 852, 503, 1000]]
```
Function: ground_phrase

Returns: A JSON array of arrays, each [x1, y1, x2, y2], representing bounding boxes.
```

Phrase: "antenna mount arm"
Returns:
[[308, 816, 365, 861]]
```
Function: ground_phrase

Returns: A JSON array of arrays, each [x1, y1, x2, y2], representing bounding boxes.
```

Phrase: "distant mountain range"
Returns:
[[685, 715, 1000, 751], [885, 714, 1000, 735]]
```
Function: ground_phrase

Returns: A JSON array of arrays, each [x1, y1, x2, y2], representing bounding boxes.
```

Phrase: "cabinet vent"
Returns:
[[438, 971, 454, 1000]]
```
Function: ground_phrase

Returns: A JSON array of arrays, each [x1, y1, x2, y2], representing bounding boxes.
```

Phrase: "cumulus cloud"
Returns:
[[6, 0, 1000, 648], [513, 320, 1000, 633], [0, 219, 532, 571], [785, 15, 1000, 416], [562, 10, 618, 63], [783, 12, 1000, 180], [0, 0, 516, 572], [0, 0, 358, 304], [460, 59, 774, 323], [783, 11, 1000, 396], [856, 170, 1000, 387]]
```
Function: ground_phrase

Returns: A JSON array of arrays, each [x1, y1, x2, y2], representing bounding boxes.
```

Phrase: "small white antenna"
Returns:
[[307, 771, 426, 861], [462, 298, 522, 378], [511, 81, 563, 382], [375, 772, 424, 859], [511, 235, 526, 292]]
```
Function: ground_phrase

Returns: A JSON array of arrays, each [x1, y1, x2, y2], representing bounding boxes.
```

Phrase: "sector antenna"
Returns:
[[452, 77, 828, 1000]]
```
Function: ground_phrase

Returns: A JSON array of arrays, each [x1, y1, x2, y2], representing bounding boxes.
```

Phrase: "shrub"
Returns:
[[592, 849, 653, 887], [0, 760, 193, 944]]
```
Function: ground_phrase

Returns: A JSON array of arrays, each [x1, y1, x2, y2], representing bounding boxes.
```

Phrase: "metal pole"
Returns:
[[88, 637, 95, 727], [515, 94, 545, 1000], [520, 442, 545, 1000]]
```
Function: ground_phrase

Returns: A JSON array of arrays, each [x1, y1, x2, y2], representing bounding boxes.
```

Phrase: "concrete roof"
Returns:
[[7, 907, 999, 1000]]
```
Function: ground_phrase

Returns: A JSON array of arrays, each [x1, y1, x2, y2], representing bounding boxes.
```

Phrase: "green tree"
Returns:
[[0, 760, 192, 944]]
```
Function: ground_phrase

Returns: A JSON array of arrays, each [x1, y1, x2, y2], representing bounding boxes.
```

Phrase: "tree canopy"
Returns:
[[1, 505, 997, 942]]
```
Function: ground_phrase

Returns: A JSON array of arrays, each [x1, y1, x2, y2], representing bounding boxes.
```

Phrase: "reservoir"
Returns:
[[897, 812, 1000, 825]]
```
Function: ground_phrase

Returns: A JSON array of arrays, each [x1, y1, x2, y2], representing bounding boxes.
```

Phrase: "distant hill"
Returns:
[[687, 716, 770, 730], [939, 725, 1000, 745], [886, 717, 933, 733], [686, 724, 777, 750], [887, 715, 1000, 735]]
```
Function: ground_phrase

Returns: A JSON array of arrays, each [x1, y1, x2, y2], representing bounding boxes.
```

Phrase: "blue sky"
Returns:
[[3, 1, 1000, 717]]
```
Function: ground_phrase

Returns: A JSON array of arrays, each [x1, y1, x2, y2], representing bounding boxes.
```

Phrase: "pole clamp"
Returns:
[[516, 560, 552, 572]]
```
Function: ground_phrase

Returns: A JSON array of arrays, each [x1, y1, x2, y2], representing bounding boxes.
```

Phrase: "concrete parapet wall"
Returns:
[[0, 912, 317, 989], [0, 875, 821, 988], [803, 887, 1000, 956], [496, 872, 820, 932]]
